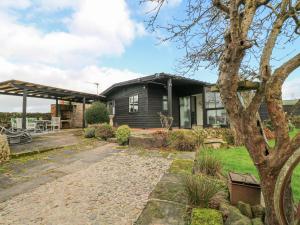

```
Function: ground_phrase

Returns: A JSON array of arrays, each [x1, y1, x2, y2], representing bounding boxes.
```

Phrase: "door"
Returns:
[[195, 94, 203, 126], [179, 96, 191, 129]]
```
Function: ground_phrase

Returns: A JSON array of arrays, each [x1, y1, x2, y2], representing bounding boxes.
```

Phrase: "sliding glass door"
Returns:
[[179, 96, 191, 129]]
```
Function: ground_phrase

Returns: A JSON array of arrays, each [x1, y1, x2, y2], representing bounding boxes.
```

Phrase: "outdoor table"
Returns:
[[35, 120, 51, 132]]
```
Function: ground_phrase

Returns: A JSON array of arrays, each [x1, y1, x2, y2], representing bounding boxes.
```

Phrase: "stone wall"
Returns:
[[0, 134, 10, 163]]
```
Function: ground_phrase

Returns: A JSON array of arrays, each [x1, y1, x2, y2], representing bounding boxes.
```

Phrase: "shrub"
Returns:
[[167, 130, 198, 151], [190, 208, 223, 225], [185, 174, 223, 207], [116, 125, 131, 145], [85, 102, 109, 125], [222, 128, 235, 145], [94, 123, 114, 140], [84, 127, 95, 138], [194, 151, 222, 177], [152, 130, 169, 147]]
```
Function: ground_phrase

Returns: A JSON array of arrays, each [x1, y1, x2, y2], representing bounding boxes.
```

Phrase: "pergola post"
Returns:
[[22, 89, 27, 129], [82, 97, 86, 128], [167, 78, 173, 117], [55, 99, 59, 117]]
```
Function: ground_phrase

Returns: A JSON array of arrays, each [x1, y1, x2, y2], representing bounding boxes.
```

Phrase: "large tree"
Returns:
[[142, 0, 300, 224]]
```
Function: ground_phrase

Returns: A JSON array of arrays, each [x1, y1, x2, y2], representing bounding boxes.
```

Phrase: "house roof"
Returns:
[[0, 79, 105, 103], [101, 73, 210, 96]]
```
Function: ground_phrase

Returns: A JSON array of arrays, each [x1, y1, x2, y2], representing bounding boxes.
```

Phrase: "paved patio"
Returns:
[[10, 129, 83, 156]]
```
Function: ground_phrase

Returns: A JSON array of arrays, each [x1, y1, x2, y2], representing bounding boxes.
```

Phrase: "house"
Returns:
[[259, 99, 300, 121], [101, 73, 228, 129]]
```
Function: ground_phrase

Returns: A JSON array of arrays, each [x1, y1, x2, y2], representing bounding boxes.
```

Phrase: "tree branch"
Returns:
[[213, 0, 230, 14]]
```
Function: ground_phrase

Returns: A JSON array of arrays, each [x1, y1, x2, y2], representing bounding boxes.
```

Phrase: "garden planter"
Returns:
[[228, 172, 261, 206]]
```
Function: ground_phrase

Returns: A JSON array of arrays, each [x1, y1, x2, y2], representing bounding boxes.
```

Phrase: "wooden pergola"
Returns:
[[0, 80, 105, 129]]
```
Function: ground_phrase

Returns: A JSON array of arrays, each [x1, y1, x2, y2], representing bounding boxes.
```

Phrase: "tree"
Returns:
[[142, 0, 300, 224]]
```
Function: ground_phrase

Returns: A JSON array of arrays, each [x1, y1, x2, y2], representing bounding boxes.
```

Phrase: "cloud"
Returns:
[[283, 77, 300, 100], [142, 0, 182, 13], [0, 0, 146, 112], [0, 57, 143, 112], [0, 0, 145, 67]]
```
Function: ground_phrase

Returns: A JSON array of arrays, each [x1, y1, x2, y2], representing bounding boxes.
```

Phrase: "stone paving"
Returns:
[[0, 148, 171, 225]]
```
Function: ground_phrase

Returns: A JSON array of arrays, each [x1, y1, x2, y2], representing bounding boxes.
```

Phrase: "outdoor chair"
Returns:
[[0, 126, 32, 145], [51, 117, 61, 131], [11, 118, 22, 131], [26, 118, 38, 132]]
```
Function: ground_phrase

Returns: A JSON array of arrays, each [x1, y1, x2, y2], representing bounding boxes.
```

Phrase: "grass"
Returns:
[[206, 128, 300, 201]]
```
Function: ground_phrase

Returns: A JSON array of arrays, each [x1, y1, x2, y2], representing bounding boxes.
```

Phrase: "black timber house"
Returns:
[[101, 73, 228, 129]]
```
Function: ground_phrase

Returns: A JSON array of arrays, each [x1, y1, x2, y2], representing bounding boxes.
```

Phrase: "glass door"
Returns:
[[179, 96, 191, 129]]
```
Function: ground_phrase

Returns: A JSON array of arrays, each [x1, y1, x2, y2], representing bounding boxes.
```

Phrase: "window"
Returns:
[[207, 109, 227, 125], [129, 94, 138, 112], [162, 96, 168, 111], [205, 88, 223, 108], [205, 87, 227, 126]]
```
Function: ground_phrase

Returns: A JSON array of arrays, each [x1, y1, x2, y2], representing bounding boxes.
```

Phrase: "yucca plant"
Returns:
[[185, 174, 223, 207]]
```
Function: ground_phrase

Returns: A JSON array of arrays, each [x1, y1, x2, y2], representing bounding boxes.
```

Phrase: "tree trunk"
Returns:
[[230, 121, 244, 146]]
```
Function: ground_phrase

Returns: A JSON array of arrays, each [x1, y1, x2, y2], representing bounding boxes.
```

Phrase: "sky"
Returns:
[[0, 0, 299, 112]]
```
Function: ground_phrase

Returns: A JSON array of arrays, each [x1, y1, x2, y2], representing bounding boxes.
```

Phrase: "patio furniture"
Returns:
[[51, 117, 61, 131], [11, 118, 22, 131], [36, 119, 51, 132], [0, 126, 32, 145], [26, 118, 38, 132]]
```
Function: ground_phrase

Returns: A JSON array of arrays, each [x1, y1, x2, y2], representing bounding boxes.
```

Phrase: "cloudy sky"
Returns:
[[0, 0, 299, 112]]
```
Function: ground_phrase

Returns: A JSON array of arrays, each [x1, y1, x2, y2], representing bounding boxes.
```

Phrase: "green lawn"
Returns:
[[207, 129, 300, 202]]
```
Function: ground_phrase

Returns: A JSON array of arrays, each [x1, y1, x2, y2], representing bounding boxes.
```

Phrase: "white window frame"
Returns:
[[129, 94, 139, 112]]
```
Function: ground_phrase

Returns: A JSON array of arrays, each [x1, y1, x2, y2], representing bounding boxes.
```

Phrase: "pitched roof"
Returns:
[[101, 73, 210, 96]]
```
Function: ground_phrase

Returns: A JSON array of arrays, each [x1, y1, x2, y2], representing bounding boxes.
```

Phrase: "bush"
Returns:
[[194, 151, 222, 177], [190, 208, 223, 225], [85, 102, 109, 125], [167, 130, 198, 151], [152, 130, 169, 147], [185, 174, 223, 207], [84, 127, 95, 138], [94, 123, 114, 140], [116, 125, 131, 145], [222, 128, 235, 145]]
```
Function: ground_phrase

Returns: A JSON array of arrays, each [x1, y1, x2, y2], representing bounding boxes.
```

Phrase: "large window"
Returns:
[[205, 87, 227, 126], [162, 95, 168, 111], [129, 94, 138, 112], [207, 109, 227, 125], [205, 90, 223, 108]]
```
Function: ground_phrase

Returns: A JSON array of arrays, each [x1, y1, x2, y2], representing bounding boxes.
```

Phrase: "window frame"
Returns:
[[129, 94, 139, 113], [204, 87, 228, 126], [162, 95, 168, 111]]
